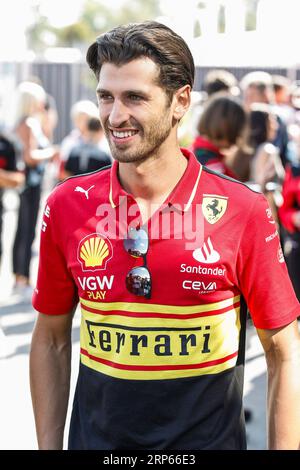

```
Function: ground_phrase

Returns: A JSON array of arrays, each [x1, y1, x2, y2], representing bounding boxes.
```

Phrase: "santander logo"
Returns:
[[192, 237, 220, 264]]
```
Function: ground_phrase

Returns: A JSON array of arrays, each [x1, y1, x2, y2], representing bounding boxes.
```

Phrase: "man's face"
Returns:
[[96, 58, 174, 163]]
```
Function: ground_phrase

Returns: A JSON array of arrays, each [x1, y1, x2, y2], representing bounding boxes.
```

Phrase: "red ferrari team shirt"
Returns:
[[32, 149, 300, 450]]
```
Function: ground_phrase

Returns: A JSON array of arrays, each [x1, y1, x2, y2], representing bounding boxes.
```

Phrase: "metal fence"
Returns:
[[1, 61, 300, 144]]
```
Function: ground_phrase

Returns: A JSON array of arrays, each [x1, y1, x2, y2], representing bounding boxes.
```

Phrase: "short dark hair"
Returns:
[[248, 104, 271, 149], [198, 93, 247, 146], [87, 117, 102, 132], [86, 21, 195, 99], [203, 69, 238, 96]]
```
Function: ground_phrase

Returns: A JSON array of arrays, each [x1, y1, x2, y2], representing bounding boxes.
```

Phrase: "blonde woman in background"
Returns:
[[11, 81, 58, 297]]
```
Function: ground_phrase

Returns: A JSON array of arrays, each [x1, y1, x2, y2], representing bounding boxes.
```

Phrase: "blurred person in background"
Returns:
[[0, 127, 24, 359], [272, 75, 294, 126], [0, 129, 24, 265], [63, 117, 111, 177], [11, 81, 58, 297], [201, 70, 254, 182], [191, 93, 247, 179], [291, 82, 300, 125], [41, 93, 58, 144], [59, 100, 110, 180], [240, 71, 290, 169], [26, 76, 60, 191], [248, 104, 285, 190], [27, 75, 59, 143], [203, 69, 240, 98], [278, 124, 300, 301], [247, 103, 285, 224], [179, 69, 240, 149]]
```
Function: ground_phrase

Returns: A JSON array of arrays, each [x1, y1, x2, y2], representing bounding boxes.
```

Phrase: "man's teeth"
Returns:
[[112, 130, 137, 138]]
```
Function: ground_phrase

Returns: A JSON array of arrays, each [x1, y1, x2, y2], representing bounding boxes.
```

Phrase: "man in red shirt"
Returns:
[[30, 21, 300, 450]]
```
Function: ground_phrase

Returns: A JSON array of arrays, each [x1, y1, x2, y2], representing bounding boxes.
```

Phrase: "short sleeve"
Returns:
[[237, 193, 300, 329], [32, 194, 78, 315]]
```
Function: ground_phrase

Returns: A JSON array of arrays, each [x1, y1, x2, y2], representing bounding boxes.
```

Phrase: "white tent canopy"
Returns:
[[189, 30, 300, 69]]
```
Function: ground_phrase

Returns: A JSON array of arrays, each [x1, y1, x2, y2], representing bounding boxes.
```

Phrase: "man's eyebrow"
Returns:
[[96, 88, 110, 94], [96, 88, 149, 96], [124, 89, 148, 96]]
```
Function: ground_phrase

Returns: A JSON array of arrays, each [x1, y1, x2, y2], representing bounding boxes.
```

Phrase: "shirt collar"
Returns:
[[109, 148, 202, 212], [109, 160, 128, 208]]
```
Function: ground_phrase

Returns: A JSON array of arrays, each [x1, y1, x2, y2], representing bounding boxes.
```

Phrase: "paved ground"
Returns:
[[0, 188, 267, 450]]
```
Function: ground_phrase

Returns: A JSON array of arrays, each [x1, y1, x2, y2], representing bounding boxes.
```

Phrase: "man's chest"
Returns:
[[61, 206, 240, 305], [59, 197, 243, 381]]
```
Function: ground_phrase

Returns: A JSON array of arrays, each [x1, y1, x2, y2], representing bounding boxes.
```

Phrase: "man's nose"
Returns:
[[109, 99, 130, 128]]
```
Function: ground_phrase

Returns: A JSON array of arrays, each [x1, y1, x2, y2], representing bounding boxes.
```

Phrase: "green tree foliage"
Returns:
[[55, 22, 92, 47], [79, 0, 161, 41], [69, 0, 160, 92], [27, 0, 161, 52]]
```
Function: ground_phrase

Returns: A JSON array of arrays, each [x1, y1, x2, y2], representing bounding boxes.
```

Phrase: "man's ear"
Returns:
[[173, 85, 191, 121]]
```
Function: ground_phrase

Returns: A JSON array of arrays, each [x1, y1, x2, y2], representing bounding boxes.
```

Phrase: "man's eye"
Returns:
[[129, 94, 142, 101], [98, 94, 113, 101]]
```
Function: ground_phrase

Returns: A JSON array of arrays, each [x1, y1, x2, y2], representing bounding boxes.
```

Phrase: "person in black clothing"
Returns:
[[0, 131, 24, 263], [64, 117, 111, 177], [0, 131, 23, 356]]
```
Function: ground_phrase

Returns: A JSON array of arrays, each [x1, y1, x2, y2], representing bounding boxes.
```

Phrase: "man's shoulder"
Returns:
[[49, 165, 112, 205], [200, 165, 264, 222]]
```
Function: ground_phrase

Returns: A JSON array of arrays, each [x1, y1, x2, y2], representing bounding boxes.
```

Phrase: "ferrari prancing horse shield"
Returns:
[[202, 195, 228, 224]]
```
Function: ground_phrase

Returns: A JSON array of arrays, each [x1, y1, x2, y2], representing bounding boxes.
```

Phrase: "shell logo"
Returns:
[[78, 233, 113, 271]]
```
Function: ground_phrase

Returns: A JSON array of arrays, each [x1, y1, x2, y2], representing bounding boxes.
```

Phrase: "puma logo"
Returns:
[[74, 185, 95, 200]]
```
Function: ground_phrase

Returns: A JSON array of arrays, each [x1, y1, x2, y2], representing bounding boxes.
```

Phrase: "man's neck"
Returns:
[[118, 144, 187, 204]]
